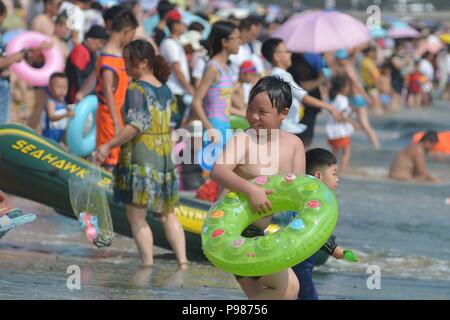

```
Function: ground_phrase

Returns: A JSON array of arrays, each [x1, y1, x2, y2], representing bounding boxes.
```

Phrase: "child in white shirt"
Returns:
[[326, 75, 353, 173], [261, 38, 342, 135]]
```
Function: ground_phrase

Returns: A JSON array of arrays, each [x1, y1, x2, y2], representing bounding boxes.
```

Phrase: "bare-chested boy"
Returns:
[[389, 130, 441, 183], [211, 76, 305, 300]]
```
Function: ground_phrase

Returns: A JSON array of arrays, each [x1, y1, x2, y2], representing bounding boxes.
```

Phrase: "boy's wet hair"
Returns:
[[420, 130, 439, 144], [305, 148, 337, 176], [261, 38, 284, 65], [248, 76, 292, 113]]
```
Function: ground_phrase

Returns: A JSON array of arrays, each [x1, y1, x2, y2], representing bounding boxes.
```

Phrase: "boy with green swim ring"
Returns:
[[211, 76, 306, 300], [291, 148, 358, 300]]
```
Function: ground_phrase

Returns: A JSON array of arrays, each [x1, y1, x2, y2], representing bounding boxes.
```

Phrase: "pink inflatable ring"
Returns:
[[6, 31, 64, 87]]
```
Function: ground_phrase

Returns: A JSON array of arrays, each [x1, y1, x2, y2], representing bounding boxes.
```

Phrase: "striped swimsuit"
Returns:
[[203, 60, 234, 147]]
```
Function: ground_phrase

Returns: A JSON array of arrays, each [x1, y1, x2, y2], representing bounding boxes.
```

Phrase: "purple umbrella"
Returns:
[[272, 10, 370, 53]]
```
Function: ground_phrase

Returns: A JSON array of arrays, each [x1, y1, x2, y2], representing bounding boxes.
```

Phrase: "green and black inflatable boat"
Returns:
[[0, 123, 328, 265]]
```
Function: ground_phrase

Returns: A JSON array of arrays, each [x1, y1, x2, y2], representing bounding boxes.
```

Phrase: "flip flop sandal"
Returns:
[[0, 208, 37, 238]]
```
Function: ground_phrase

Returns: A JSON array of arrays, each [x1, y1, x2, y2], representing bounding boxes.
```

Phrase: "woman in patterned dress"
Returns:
[[96, 39, 188, 270]]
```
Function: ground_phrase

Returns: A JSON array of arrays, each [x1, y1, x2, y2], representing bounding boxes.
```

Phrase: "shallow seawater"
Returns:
[[2, 178, 450, 300], [0, 197, 244, 300]]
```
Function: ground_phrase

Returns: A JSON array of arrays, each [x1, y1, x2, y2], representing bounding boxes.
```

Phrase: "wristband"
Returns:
[[321, 235, 338, 255]]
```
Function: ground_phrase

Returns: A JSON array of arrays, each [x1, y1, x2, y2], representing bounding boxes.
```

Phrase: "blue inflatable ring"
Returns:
[[66, 95, 98, 157], [197, 143, 223, 172]]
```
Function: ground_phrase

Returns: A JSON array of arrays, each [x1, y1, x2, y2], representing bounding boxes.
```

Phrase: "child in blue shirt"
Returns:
[[41, 72, 74, 144], [277, 148, 359, 299]]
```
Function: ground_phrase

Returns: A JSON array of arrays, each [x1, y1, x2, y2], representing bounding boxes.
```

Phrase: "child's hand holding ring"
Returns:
[[248, 185, 274, 215]]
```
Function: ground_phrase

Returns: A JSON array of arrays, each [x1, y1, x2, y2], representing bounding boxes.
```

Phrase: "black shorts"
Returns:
[[392, 78, 403, 94], [234, 225, 264, 281]]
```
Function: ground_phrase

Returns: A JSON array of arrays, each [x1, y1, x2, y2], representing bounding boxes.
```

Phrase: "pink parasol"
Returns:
[[210, 0, 235, 10], [387, 24, 420, 39], [272, 10, 370, 53]]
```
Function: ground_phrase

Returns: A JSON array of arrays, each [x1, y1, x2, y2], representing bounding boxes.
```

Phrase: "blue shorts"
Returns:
[[274, 211, 319, 300], [350, 95, 367, 109], [381, 94, 391, 106], [0, 78, 11, 124], [203, 117, 232, 149], [292, 252, 319, 300], [42, 129, 64, 143]]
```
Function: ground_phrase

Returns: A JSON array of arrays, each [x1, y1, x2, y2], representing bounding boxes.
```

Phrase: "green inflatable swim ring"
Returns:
[[230, 115, 250, 130], [201, 174, 339, 276]]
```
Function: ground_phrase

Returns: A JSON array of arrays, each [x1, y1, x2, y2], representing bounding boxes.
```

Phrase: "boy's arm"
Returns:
[[47, 100, 69, 122], [95, 125, 139, 163], [332, 246, 345, 259], [298, 73, 325, 91], [101, 69, 121, 136], [321, 235, 359, 262], [320, 235, 338, 255], [75, 71, 96, 102], [289, 77, 308, 103], [415, 153, 441, 183], [0, 52, 25, 69], [414, 148, 433, 180], [302, 95, 343, 122], [211, 133, 254, 194], [292, 137, 306, 175], [211, 133, 273, 213]]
